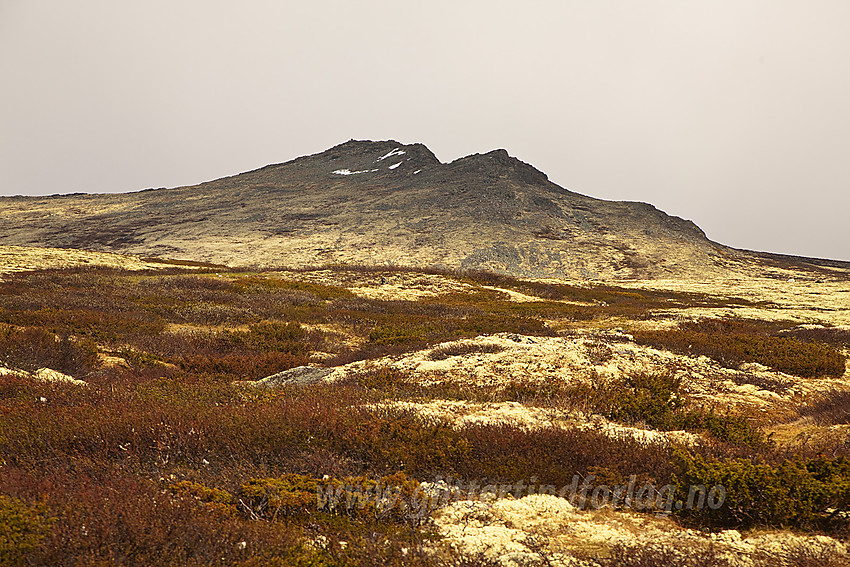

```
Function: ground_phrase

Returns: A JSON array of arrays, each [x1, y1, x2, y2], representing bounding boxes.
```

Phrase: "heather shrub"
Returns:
[[597, 543, 849, 567], [0, 373, 39, 402], [427, 342, 506, 361], [233, 276, 354, 300], [6, 264, 850, 557], [352, 366, 414, 398], [176, 351, 308, 379], [634, 319, 846, 377], [596, 543, 733, 567], [498, 379, 573, 404], [452, 268, 737, 311], [173, 302, 257, 325], [799, 389, 850, 425], [326, 303, 552, 362], [29, 473, 301, 566], [0, 324, 99, 376], [1, 307, 167, 341], [585, 341, 614, 365], [730, 372, 795, 393], [775, 543, 850, 567], [456, 423, 676, 487], [781, 326, 850, 347], [368, 316, 531, 347]]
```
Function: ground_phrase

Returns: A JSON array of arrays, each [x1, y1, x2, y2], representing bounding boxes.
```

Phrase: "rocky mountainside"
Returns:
[[1, 140, 846, 279]]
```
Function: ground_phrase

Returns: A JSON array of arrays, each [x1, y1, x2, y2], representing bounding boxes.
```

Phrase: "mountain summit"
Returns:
[[0, 140, 843, 279]]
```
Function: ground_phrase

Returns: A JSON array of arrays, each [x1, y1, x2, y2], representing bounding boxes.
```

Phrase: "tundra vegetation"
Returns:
[[1, 263, 849, 566]]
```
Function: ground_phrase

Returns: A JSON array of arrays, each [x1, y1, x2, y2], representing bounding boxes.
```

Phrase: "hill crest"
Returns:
[[0, 139, 847, 280]]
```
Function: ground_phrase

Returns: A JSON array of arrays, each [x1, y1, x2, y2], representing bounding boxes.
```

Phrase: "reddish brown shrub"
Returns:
[[634, 319, 846, 378], [0, 324, 99, 376]]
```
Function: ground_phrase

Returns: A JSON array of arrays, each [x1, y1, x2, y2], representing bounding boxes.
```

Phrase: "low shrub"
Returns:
[[730, 372, 795, 393], [169, 480, 235, 508], [799, 390, 850, 425], [0, 324, 99, 376], [0, 307, 167, 341], [596, 543, 729, 567], [634, 319, 846, 378], [241, 472, 420, 522], [427, 342, 506, 361], [596, 542, 850, 567], [369, 321, 436, 346], [0, 495, 52, 565], [781, 326, 850, 348], [608, 370, 684, 431], [226, 321, 312, 354], [233, 276, 354, 300], [176, 351, 308, 379], [31, 473, 301, 566], [585, 341, 614, 365], [681, 411, 768, 449], [601, 369, 768, 449], [673, 451, 850, 529], [367, 311, 550, 348]]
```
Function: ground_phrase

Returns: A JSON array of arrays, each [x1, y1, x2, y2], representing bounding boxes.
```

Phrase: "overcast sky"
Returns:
[[2, 1, 849, 261]]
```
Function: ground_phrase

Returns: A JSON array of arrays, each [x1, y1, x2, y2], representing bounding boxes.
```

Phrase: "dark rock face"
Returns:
[[0, 138, 799, 279]]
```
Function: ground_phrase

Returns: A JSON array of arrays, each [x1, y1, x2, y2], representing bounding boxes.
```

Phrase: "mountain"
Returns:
[[1, 139, 847, 279]]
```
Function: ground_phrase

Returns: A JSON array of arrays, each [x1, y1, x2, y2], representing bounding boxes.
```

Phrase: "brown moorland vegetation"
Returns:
[[1, 265, 849, 565], [633, 318, 847, 378]]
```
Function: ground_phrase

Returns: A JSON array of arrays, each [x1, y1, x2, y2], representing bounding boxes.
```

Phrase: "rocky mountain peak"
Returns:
[[311, 139, 441, 178], [6, 139, 841, 280], [444, 148, 550, 187]]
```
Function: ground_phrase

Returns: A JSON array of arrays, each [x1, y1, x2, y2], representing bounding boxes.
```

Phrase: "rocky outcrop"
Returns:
[[0, 365, 86, 385]]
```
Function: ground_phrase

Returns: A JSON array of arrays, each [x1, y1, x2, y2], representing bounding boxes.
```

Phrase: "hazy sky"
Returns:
[[2, 1, 849, 261]]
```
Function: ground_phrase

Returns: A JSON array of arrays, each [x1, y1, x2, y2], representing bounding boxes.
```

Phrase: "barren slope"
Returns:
[[0, 139, 811, 280]]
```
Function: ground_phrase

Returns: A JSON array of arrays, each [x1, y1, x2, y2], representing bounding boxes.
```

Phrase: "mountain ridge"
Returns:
[[0, 139, 847, 280]]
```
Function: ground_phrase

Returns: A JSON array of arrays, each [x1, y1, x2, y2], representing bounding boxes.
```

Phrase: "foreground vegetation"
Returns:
[[1, 265, 848, 565]]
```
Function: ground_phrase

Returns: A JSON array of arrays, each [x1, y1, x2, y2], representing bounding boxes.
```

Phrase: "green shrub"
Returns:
[[601, 369, 767, 449], [169, 480, 234, 506], [227, 321, 310, 353], [369, 322, 434, 346], [608, 370, 683, 430], [673, 451, 850, 529], [0, 495, 52, 565], [681, 410, 768, 449], [241, 472, 420, 522]]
